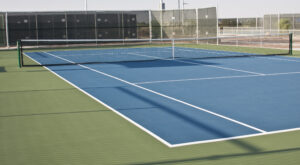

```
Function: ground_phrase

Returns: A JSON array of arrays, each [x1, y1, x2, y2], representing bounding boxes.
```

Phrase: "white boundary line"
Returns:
[[127, 51, 265, 76], [173, 59, 265, 75], [52, 50, 171, 58], [135, 72, 300, 85], [257, 56, 300, 63], [59, 53, 114, 56], [175, 47, 254, 56], [171, 127, 300, 148], [42, 51, 266, 133], [166, 46, 257, 57], [23, 52, 300, 148]]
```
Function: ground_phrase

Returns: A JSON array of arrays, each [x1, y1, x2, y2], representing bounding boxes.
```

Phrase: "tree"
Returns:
[[280, 19, 292, 30]]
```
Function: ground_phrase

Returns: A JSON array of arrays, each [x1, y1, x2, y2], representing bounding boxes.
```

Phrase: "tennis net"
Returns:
[[18, 33, 293, 67]]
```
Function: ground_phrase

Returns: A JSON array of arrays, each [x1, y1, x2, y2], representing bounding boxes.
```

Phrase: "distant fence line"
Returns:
[[219, 13, 300, 37], [219, 27, 300, 37], [1, 10, 300, 48], [0, 8, 217, 47]]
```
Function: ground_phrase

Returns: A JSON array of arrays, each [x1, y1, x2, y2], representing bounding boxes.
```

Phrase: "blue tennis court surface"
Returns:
[[25, 48, 300, 147]]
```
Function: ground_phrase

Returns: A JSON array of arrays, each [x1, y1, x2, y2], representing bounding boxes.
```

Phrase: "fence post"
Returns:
[[94, 11, 97, 45], [160, 10, 163, 39], [196, 8, 199, 44], [236, 17, 239, 35], [5, 12, 9, 48], [292, 14, 295, 35], [149, 10, 152, 42], [216, 8, 219, 45], [65, 12, 68, 42], [278, 13, 280, 33]]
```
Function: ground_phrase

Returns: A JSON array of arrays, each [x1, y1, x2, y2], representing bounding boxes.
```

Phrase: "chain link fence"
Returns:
[[219, 14, 300, 50], [0, 13, 6, 46], [264, 13, 300, 36], [219, 17, 263, 36], [219, 14, 300, 37], [1, 8, 217, 47]]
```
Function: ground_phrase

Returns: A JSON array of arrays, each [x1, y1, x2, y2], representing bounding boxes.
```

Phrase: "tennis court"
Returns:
[[20, 37, 300, 147]]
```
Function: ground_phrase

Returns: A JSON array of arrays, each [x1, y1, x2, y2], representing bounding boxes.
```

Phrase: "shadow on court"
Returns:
[[0, 88, 77, 94], [0, 109, 110, 118], [21, 60, 219, 70], [129, 147, 300, 165], [117, 59, 219, 68], [117, 87, 262, 153], [0, 66, 6, 72]]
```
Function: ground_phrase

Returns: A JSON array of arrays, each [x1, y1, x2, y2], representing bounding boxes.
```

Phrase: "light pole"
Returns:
[[85, 0, 88, 11], [183, 0, 188, 10], [182, 0, 188, 24], [178, 0, 181, 29], [216, 0, 219, 37]]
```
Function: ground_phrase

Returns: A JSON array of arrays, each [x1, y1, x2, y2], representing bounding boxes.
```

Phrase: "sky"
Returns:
[[0, 0, 299, 18]]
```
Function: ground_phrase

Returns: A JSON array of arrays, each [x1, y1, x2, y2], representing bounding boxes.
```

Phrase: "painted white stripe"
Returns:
[[127, 51, 265, 76], [171, 127, 300, 148], [42, 51, 266, 134], [126, 52, 169, 60], [174, 59, 265, 75], [258, 56, 300, 63], [135, 71, 300, 85], [176, 47, 249, 56], [59, 53, 114, 56], [208, 65, 265, 76], [267, 71, 300, 76], [165, 46, 253, 57], [57, 51, 171, 57], [136, 75, 255, 84]]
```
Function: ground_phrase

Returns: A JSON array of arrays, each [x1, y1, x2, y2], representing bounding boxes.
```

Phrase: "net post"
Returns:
[[289, 33, 293, 55], [17, 40, 22, 68]]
